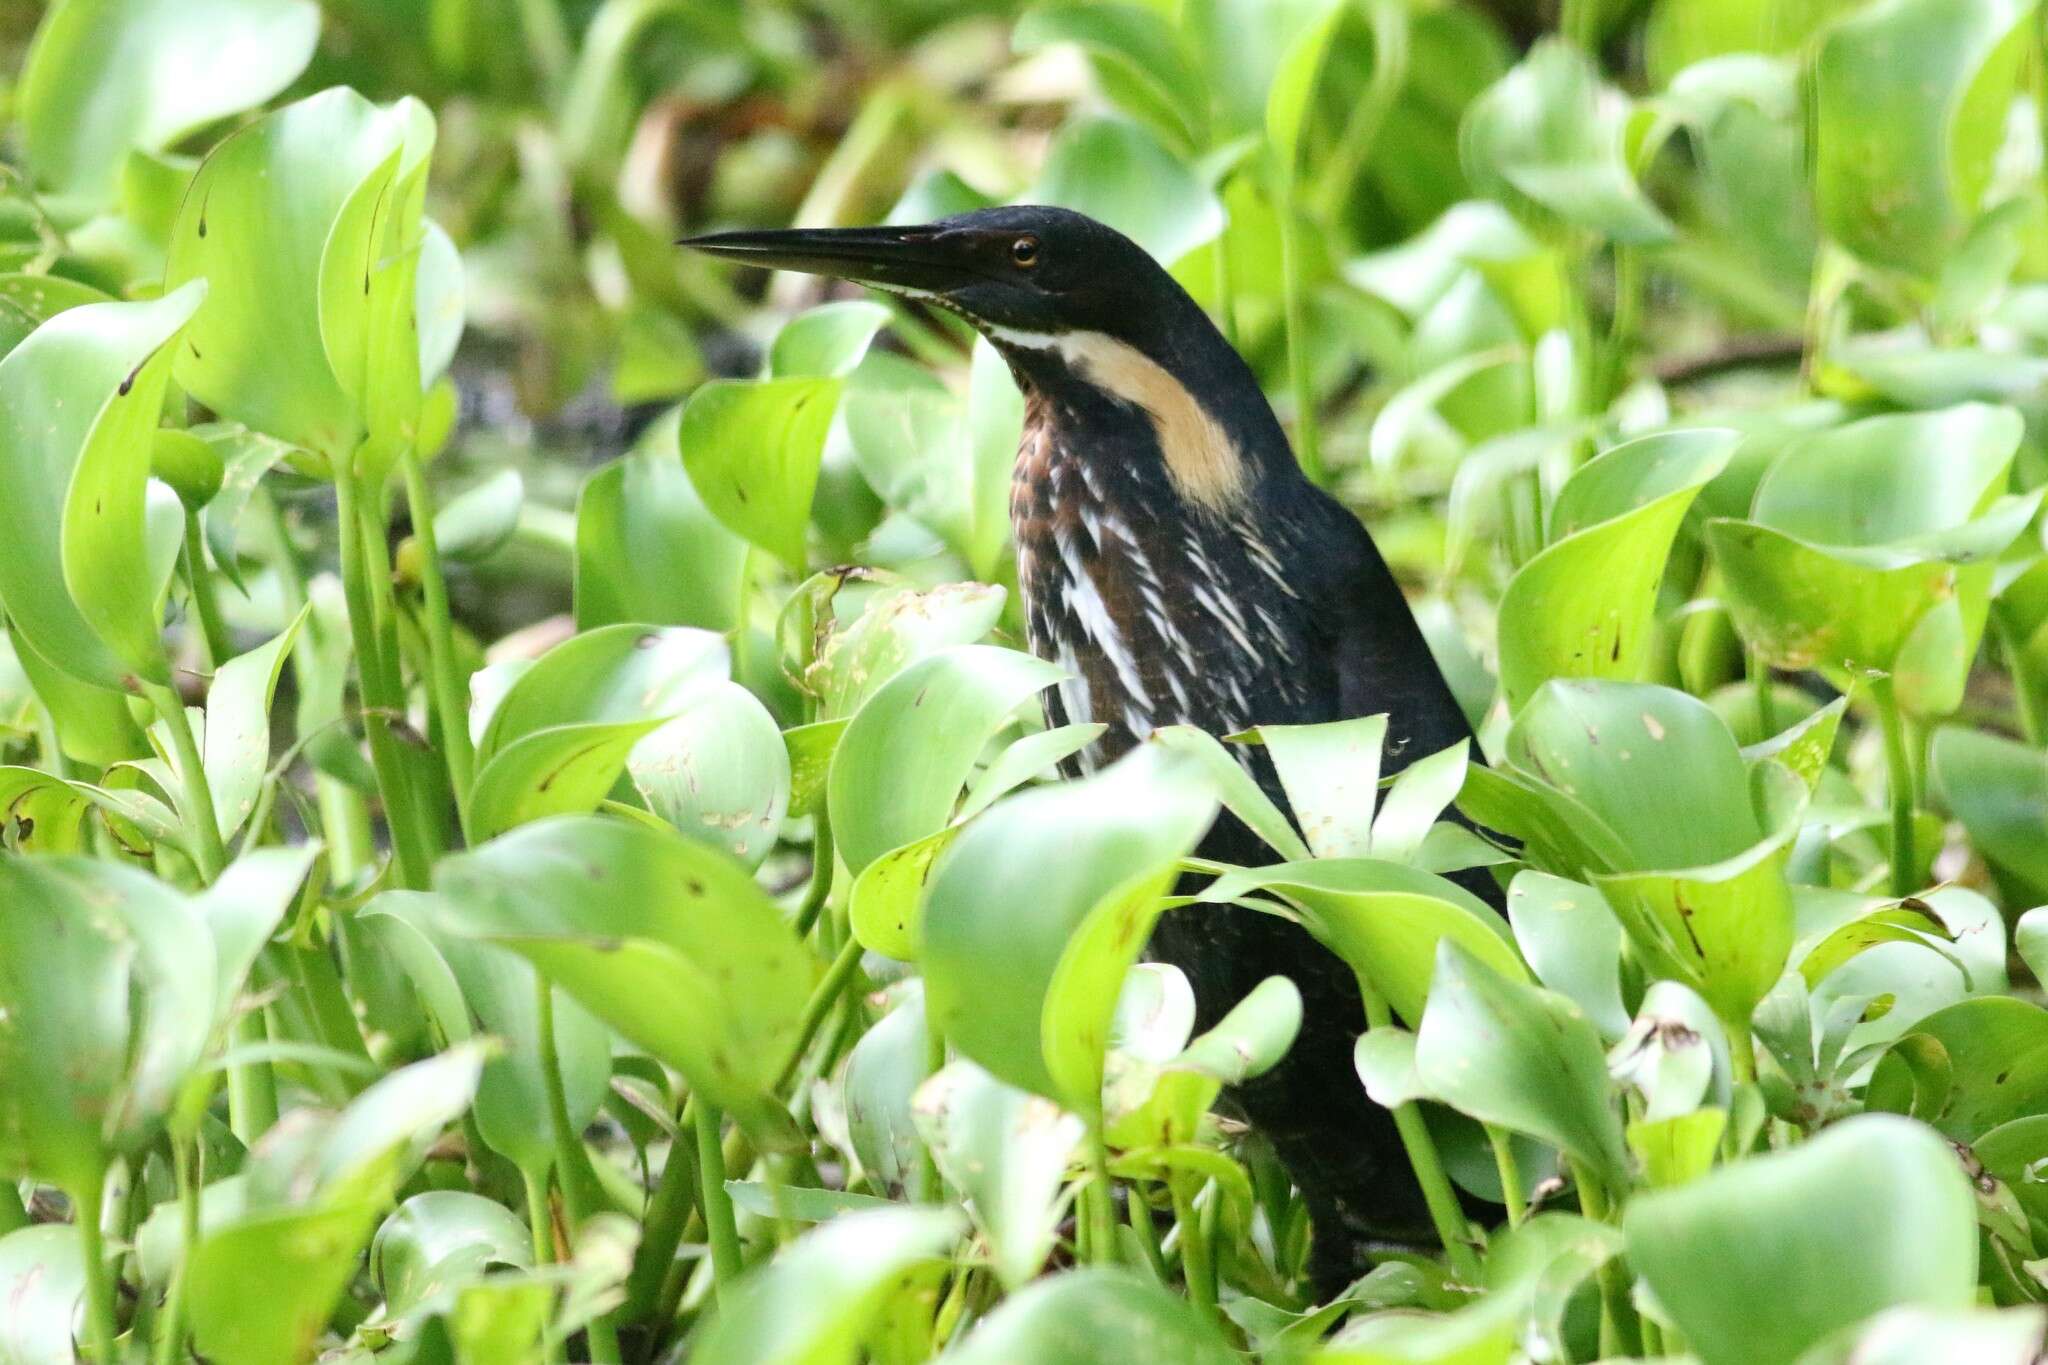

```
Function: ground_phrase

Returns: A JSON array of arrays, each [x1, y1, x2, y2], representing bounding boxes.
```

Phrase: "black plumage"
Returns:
[[687, 206, 1495, 1292]]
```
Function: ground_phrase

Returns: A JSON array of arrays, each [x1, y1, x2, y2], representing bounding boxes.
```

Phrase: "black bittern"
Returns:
[[686, 206, 1492, 1292]]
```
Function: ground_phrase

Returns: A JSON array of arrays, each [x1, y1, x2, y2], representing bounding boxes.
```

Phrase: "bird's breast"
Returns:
[[1010, 404, 1325, 775]]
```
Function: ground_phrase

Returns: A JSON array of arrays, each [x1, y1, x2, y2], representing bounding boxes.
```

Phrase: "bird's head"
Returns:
[[682, 205, 1184, 354]]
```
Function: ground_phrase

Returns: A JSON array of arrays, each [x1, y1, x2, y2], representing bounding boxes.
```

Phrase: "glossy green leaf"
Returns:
[[575, 411, 749, 632], [769, 299, 892, 380], [1812, 0, 2037, 277], [434, 469, 524, 563], [808, 581, 1007, 720], [1265, 0, 1344, 184], [1461, 40, 1674, 245], [1032, 117, 1225, 266], [829, 645, 1061, 877], [925, 745, 1217, 1101], [1505, 870, 1628, 1041], [690, 1206, 964, 1364], [1929, 726, 2048, 902], [1257, 715, 1388, 860], [628, 681, 790, 870], [1866, 997, 2048, 1143], [198, 605, 308, 839], [832, 986, 929, 1193], [188, 1202, 382, 1365], [372, 1191, 533, 1320], [19, 0, 319, 207], [913, 1060, 1084, 1290], [1498, 429, 1734, 709], [470, 623, 727, 839], [1626, 1114, 1978, 1365], [0, 286, 202, 690], [679, 376, 842, 569], [0, 1224, 84, 1364], [165, 88, 421, 458], [1203, 859, 1523, 1029], [434, 815, 814, 1130], [945, 1268, 1237, 1365], [1015, 3, 1208, 152], [1416, 941, 1628, 1184]]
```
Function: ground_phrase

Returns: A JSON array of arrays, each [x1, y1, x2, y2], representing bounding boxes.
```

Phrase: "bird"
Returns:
[[685, 205, 1494, 1294]]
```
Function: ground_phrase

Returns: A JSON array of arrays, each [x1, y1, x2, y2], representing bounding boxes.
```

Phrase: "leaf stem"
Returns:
[[1359, 979, 1481, 1282], [1570, 1159, 1642, 1357], [535, 973, 622, 1362], [1487, 1124, 1526, 1228], [153, 1137, 200, 1365], [623, 1098, 698, 1326], [142, 680, 226, 881], [773, 935, 865, 1091], [1082, 1128, 1119, 1266], [1127, 1182, 1170, 1284], [793, 817, 835, 940], [399, 449, 477, 818], [694, 1101, 744, 1297], [522, 1165, 567, 1365], [1873, 675, 1917, 897], [1169, 1177, 1218, 1322], [181, 510, 233, 670], [1276, 189, 1327, 485], [914, 1008, 946, 1204], [332, 468, 435, 889], [72, 1172, 118, 1365]]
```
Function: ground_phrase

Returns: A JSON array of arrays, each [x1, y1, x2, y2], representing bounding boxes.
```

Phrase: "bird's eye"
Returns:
[[1010, 236, 1041, 268]]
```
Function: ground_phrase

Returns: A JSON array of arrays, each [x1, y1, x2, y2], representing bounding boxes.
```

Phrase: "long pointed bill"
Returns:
[[679, 224, 973, 296]]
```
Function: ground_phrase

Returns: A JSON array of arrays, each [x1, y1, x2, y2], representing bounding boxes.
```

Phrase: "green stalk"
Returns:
[[694, 1103, 743, 1297], [774, 936, 865, 1091], [181, 510, 232, 669], [1873, 676, 1917, 897], [793, 819, 835, 940], [1276, 191, 1328, 486], [72, 1172, 118, 1365], [522, 1166, 567, 1365], [399, 449, 477, 815], [1359, 979, 1480, 1282], [331, 470, 435, 890], [1169, 1177, 1217, 1323], [515, 0, 572, 99], [1560, 0, 1601, 49], [1570, 1160, 1642, 1358], [1726, 1016, 1758, 1088], [1082, 1129, 1119, 1266], [623, 1102, 699, 1325], [0, 1180, 24, 1235], [536, 974, 622, 1362], [1749, 650, 1777, 739], [914, 1012, 946, 1203], [1127, 1183, 1170, 1284], [1212, 207, 1239, 349], [1604, 244, 1644, 406], [142, 681, 225, 880], [153, 1137, 200, 1365], [730, 547, 756, 689], [1487, 1125, 1526, 1229]]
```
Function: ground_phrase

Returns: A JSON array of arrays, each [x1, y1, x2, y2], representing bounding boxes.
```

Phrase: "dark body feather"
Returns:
[[995, 312, 1491, 1293]]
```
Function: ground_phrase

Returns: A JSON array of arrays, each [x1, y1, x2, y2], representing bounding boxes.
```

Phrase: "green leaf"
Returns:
[[628, 681, 790, 870], [1257, 715, 1388, 860], [187, 1202, 383, 1365], [1812, 0, 2038, 277], [1506, 870, 1628, 1041], [841, 381, 976, 560], [966, 339, 1024, 580], [1866, 997, 2048, 1143], [924, 745, 1216, 1101], [470, 623, 727, 840], [1015, 3, 1209, 152], [197, 605, 308, 840], [1031, 117, 1225, 266], [679, 376, 842, 569], [1265, 0, 1344, 184], [193, 844, 320, 1026], [828, 645, 1062, 878], [575, 410, 749, 632], [165, 88, 419, 458], [1625, 1114, 1978, 1365], [1203, 859, 1523, 1029], [1708, 400, 2034, 677], [913, 1059, 1084, 1290], [1415, 941, 1628, 1185], [433, 469, 523, 563], [1929, 726, 2048, 902], [690, 1206, 964, 1364], [1461, 39, 1675, 245], [19, 0, 319, 208], [944, 1268, 1237, 1365], [1498, 429, 1734, 710], [0, 1225, 86, 1364], [1150, 725, 1311, 862], [372, 1191, 533, 1321], [0, 285, 203, 690], [830, 986, 929, 1192], [767, 299, 891, 380], [434, 815, 815, 1131], [808, 581, 1008, 720]]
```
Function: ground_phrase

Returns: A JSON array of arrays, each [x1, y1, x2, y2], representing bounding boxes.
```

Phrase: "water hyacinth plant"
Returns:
[[4, 0, 2048, 1362]]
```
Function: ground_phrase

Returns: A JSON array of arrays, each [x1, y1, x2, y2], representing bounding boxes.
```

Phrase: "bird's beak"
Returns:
[[679, 224, 974, 296]]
